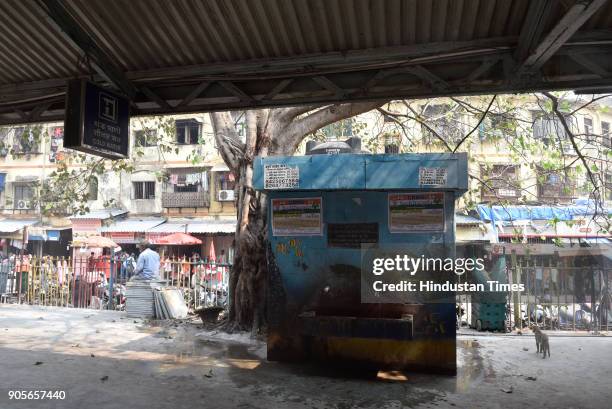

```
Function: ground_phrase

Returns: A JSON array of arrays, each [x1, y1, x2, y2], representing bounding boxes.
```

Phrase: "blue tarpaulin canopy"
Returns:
[[477, 204, 611, 223]]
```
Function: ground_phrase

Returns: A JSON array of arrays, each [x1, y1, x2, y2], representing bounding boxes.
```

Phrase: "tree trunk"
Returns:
[[211, 102, 384, 332]]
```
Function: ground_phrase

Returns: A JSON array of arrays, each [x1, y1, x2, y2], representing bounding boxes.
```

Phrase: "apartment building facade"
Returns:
[[1, 94, 610, 257], [0, 114, 237, 260]]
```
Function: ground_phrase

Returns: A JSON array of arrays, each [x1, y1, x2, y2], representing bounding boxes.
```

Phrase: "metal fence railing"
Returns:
[[458, 265, 612, 333], [504, 265, 611, 332], [0, 255, 230, 312], [158, 257, 230, 310]]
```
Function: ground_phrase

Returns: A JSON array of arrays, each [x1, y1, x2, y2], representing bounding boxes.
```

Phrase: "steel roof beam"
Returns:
[[518, 0, 608, 74], [34, 0, 137, 98], [514, 0, 555, 62], [569, 53, 610, 77]]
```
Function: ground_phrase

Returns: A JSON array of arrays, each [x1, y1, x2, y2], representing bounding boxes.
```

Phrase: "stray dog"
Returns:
[[531, 325, 550, 358]]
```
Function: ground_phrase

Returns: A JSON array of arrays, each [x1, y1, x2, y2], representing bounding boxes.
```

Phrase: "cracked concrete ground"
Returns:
[[1, 304, 611, 409]]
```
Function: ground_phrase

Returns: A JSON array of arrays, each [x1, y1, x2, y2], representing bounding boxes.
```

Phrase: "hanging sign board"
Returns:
[[388, 192, 445, 232], [64, 79, 130, 159], [271, 197, 322, 236]]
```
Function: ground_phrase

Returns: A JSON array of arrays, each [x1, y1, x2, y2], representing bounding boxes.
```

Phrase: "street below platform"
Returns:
[[1, 304, 611, 409]]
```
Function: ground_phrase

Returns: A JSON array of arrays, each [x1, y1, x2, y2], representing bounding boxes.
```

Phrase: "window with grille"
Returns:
[[537, 167, 575, 201], [480, 164, 520, 201], [88, 177, 98, 200], [14, 184, 34, 202], [532, 111, 575, 147], [584, 117, 594, 143], [421, 104, 464, 144], [175, 119, 201, 145], [133, 181, 155, 199], [479, 113, 516, 141], [216, 171, 236, 191], [602, 121, 610, 147]]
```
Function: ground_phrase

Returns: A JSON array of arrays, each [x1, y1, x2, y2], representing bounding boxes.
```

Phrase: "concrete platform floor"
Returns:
[[1, 304, 611, 409]]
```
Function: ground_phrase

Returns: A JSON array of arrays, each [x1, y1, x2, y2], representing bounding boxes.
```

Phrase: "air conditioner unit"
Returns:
[[218, 190, 235, 201], [16, 200, 31, 210]]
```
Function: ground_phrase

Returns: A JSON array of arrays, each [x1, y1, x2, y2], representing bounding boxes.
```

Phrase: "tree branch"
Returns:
[[272, 104, 323, 123], [542, 92, 603, 213], [404, 102, 453, 152], [453, 95, 496, 153], [280, 101, 385, 155], [210, 111, 245, 171]]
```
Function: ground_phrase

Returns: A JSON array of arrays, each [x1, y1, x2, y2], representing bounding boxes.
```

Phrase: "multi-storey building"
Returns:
[[305, 94, 611, 244], [1, 94, 610, 258], [0, 114, 237, 261]]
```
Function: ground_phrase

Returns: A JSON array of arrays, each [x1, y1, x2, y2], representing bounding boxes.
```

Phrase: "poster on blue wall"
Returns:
[[271, 197, 322, 236], [388, 192, 445, 232]]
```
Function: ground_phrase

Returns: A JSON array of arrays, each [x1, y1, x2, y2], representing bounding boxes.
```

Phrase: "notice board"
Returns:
[[388, 192, 445, 232], [271, 197, 322, 236]]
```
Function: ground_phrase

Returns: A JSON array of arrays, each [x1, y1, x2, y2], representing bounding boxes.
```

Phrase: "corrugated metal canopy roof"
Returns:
[[187, 218, 236, 234], [69, 209, 128, 220], [99, 218, 165, 233], [455, 214, 483, 226], [2, 0, 612, 124], [148, 218, 235, 234], [0, 219, 38, 233], [148, 223, 188, 234]]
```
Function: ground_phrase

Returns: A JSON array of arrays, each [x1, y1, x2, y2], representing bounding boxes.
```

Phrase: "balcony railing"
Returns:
[[162, 191, 209, 208], [538, 183, 576, 203]]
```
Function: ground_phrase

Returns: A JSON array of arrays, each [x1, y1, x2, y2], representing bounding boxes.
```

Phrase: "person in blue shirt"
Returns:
[[132, 241, 160, 281]]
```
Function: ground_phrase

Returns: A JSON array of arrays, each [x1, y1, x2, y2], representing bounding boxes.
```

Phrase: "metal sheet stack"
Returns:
[[125, 280, 158, 318], [153, 288, 189, 319]]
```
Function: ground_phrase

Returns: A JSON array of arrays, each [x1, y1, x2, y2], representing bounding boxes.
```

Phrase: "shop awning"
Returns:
[[100, 218, 165, 233], [187, 218, 235, 234], [146, 218, 236, 235], [148, 223, 188, 234], [455, 214, 482, 227], [210, 164, 230, 172], [152, 232, 202, 245], [69, 209, 128, 220], [0, 219, 38, 233], [0, 173, 6, 192], [28, 226, 70, 241]]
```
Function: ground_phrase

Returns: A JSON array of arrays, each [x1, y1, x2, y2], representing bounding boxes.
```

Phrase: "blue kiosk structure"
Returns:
[[253, 153, 468, 374]]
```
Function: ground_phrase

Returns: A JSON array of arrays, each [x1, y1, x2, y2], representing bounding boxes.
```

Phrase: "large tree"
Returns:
[[209, 103, 384, 331], [4, 92, 609, 332]]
